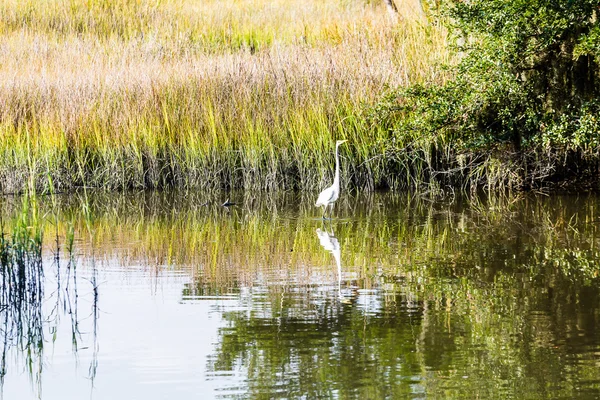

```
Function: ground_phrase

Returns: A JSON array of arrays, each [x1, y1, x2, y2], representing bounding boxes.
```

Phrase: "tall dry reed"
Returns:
[[0, 0, 451, 193]]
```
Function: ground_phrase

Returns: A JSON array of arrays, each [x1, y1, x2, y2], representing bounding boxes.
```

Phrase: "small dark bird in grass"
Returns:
[[222, 199, 236, 207]]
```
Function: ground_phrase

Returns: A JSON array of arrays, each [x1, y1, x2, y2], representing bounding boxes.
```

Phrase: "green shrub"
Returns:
[[376, 0, 600, 190]]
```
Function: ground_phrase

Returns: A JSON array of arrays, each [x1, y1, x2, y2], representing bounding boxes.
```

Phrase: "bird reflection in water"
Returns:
[[316, 228, 350, 303]]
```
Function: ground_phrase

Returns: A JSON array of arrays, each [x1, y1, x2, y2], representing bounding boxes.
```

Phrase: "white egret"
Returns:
[[315, 140, 347, 219]]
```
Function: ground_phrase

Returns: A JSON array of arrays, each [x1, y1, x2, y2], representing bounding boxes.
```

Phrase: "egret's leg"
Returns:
[[321, 205, 326, 219], [329, 203, 334, 219]]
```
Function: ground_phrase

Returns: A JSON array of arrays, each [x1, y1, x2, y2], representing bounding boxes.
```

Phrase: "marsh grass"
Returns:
[[0, 0, 451, 194]]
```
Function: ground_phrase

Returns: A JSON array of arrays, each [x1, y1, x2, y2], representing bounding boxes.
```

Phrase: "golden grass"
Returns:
[[0, 0, 451, 193]]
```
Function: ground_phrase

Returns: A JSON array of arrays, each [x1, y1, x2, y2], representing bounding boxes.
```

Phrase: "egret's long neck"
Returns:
[[333, 143, 341, 188]]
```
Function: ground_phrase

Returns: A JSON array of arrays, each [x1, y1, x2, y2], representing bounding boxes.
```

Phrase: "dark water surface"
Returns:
[[1, 191, 600, 399]]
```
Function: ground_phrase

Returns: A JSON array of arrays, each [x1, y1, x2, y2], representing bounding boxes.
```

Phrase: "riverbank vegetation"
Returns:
[[0, 0, 449, 194], [377, 0, 600, 191], [1, 0, 598, 194]]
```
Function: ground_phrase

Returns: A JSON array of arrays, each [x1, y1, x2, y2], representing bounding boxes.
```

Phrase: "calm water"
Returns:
[[1, 191, 600, 399]]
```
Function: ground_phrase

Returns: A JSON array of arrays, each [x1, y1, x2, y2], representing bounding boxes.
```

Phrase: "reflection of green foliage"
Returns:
[[1, 191, 600, 397], [214, 293, 423, 399]]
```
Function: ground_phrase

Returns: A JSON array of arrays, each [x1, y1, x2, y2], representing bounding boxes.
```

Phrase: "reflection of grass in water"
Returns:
[[0, 195, 91, 396], [2, 191, 598, 319], [0, 197, 43, 388], [193, 194, 600, 399], [1, 191, 598, 285], [1, 191, 599, 397]]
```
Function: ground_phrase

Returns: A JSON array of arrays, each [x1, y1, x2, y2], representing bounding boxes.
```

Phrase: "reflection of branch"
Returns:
[[87, 254, 99, 389], [1, 302, 8, 390], [66, 256, 81, 352]]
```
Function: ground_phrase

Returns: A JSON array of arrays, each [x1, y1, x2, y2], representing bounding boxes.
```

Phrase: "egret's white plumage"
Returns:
[[315, 140, 347, 219]]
